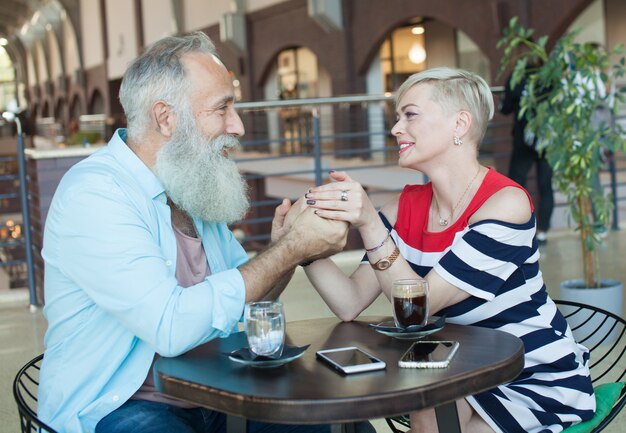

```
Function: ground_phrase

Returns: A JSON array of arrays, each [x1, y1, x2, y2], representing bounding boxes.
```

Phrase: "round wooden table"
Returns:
[[155, 317, 524, 433]]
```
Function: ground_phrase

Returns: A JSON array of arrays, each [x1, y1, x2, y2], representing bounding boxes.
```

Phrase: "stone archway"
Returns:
[[89, 89, 104, 115]]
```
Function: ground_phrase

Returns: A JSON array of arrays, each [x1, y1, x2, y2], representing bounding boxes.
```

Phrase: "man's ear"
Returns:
[[151, 101, 176, 137]]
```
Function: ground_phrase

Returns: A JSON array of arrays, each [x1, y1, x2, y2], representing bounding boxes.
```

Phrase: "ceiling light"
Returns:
[[31, 11, 41, 25], [0, 38, 7, 46], [408, 42, 427, 64], [411, 26, 425, 35]]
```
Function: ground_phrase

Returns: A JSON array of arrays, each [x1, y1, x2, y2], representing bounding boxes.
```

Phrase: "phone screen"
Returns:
[[316, 347, 386, 374], [321, 348, 378, 367], [405, 342, 454, 362], [399, 341, 459, 368]]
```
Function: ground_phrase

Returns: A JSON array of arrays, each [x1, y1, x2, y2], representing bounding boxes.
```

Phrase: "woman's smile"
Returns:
[[398, 141, 414, 154]]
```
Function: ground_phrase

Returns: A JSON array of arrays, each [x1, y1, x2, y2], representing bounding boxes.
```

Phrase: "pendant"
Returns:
[[438, 218, 448, 226]]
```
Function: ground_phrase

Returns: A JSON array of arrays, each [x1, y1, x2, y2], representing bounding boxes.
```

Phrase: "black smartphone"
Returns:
[[398, 341, 460, 368], [316, 346, 386, 374]]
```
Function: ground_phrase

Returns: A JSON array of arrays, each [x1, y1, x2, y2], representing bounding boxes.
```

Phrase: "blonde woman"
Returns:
[[292, 68, 594, 432]]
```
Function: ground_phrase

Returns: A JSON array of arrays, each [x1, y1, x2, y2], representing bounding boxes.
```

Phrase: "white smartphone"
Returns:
[[398, 340, 460, 369], [316, 346, 386, 374]]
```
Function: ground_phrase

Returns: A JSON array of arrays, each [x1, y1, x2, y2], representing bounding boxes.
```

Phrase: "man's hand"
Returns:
[[271, 197, 309, 243], [270, 198, 292, 243], [288, 206, 349, 262], [239, 199, 348, 303], [284, 197, 307, 228]]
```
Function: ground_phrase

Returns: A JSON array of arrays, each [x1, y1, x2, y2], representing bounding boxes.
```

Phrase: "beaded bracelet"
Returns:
[[365, 231, 391, 253]]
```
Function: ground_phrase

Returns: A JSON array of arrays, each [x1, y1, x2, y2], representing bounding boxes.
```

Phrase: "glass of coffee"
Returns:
[[244, 300, 285, 358], [392, 279, 429, 328]]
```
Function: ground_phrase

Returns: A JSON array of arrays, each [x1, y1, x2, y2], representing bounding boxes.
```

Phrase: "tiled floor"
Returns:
[[1, 228, 625, 432]]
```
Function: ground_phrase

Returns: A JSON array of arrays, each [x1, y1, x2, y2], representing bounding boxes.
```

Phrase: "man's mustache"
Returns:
[[211, 134, 241, 154]]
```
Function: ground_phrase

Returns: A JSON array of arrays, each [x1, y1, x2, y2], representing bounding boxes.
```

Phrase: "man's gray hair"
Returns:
[[119, 32, 217, 141], [395, 67, 494, 144]]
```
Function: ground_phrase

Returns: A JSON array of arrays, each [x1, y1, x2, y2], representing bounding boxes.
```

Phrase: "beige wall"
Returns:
[[105, 0, 138, 79], [35, 42, 48, 84], [12, 0, 626, 121], [80, 0, 104, 69], [47, 29, 63, 81], [424, 20, 456, 70], [63, 18, 81, 76], [27, 52, 37, 87], [606, 0, 626, 55], [182, 0, 284, 32], [142, 0, 178, 45], [569, 0, 605, 44], [248, 0, 284, 12], [183, 0, 229, 32]]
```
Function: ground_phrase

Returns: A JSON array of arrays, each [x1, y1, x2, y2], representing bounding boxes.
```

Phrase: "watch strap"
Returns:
[[369, 245, 400, 271]]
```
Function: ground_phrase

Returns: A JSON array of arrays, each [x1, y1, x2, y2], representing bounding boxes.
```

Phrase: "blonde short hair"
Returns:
[[395, 67, 494, 143]]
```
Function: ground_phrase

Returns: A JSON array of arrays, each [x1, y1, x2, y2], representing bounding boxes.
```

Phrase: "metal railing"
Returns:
[[0, 155, 25, 278], [1, 91, 625, 304], [0, 113, 36, 306], [231, 91, 625, 249]]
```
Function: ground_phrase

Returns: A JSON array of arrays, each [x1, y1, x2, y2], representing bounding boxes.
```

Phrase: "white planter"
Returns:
[[558, 279, 623, 345]]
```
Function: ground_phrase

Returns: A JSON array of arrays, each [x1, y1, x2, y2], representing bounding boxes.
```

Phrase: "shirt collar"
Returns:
[[108, 128, 167, 202]]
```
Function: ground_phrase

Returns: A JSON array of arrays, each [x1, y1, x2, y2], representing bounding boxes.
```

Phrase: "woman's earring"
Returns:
[[453, 135, 463, 146]]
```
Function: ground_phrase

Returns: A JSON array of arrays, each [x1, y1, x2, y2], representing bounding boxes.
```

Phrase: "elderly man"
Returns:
[[38, 32, 349, 433]]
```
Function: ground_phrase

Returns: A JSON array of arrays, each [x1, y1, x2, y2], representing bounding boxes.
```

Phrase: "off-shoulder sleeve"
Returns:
[[433, 218, 537, 301]]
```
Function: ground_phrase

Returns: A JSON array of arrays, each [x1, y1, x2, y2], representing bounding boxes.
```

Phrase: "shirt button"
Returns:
[[112, 395, 119, 401], [165, 260, 172, 267]]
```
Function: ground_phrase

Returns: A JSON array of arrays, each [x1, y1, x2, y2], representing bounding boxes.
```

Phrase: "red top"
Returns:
[[394, 168, 532, 252]]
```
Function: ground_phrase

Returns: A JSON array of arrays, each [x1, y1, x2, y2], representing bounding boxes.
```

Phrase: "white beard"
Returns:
[[154, 113, 249, 223]]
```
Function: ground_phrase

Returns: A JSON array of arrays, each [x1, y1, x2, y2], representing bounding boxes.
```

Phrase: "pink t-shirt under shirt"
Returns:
[[131, 223, 210, 407]]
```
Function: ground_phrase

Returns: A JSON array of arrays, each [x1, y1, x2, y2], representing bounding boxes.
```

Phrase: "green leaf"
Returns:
[[497, 17, 626, 285]]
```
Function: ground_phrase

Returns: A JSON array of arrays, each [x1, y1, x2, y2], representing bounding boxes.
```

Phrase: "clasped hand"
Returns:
[[302, 171, 378, 230], [271, 195, 349, 263], [270, 171, 378, 262]]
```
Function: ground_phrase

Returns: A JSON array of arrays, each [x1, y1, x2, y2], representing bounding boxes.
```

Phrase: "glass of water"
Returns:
[[244, 301, 285, 358]]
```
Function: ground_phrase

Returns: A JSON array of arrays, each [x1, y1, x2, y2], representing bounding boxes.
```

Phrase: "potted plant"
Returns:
[[497, 17, 626, 322]]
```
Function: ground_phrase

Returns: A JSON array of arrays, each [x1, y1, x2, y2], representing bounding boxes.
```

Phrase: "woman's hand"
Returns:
[[305, 171, 379, 230]]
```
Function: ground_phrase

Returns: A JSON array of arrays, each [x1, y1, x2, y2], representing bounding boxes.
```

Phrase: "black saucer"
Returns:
[[227, 344, 310, 368], [369, 316, 445, 340]]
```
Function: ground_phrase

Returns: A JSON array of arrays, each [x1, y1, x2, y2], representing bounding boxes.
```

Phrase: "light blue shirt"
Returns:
[[39, 129, 248, 433]]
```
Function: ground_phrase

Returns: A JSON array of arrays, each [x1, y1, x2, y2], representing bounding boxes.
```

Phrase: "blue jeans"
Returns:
[[96, 400, 375, 433]]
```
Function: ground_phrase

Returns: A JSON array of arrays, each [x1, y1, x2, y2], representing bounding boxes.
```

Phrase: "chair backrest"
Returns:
[[13, 353, 58, 433], [554, 299, 626, 432]]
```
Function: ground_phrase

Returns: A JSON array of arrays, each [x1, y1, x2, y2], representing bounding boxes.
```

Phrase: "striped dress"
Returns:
[[380, 168, 595, 432]]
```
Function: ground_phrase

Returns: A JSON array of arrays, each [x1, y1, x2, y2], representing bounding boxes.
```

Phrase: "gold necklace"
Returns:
[[434, 166, 482, 227]]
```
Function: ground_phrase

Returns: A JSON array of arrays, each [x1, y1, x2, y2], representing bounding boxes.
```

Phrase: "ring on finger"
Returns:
[[341, 190, 349, 202]]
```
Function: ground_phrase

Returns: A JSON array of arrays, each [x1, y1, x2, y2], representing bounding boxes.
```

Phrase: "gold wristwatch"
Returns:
[[369, 245, 400, 271]]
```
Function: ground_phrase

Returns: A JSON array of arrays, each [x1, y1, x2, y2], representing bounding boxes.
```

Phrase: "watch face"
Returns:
[[375, 259, 391, 270]]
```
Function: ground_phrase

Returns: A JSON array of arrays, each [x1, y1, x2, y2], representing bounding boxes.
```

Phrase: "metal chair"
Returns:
[[13, 353, 58, 433], [386, 300, 626, 433], [556, 300, 626, 431]]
